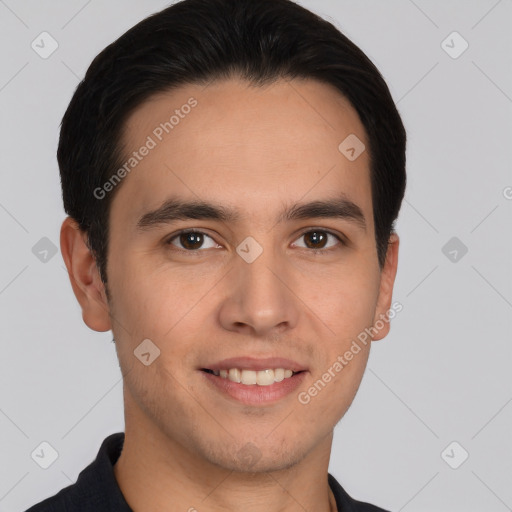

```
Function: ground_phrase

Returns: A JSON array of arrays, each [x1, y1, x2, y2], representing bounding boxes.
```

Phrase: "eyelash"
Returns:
[[165, 228, 346, 255]]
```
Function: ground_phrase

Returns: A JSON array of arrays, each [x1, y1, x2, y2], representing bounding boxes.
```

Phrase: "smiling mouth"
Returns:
[[201, 368, 305, 386]]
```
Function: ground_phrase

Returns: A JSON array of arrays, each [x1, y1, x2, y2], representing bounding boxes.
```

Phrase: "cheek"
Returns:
[[294, 345, 370, 441], [296, 265, 378, 409], [301, 264, 380, 336], [108, 255, 200, 337]]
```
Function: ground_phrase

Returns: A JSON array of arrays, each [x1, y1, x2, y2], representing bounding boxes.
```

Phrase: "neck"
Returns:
[[114, 411, 337, 511]]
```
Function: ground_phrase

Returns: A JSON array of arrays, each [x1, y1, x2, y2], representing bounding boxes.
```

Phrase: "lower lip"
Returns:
[[200, 370, 307, 406]]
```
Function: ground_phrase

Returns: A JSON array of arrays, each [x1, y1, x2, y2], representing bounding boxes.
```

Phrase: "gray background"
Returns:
[[1, 1, 511, 511]]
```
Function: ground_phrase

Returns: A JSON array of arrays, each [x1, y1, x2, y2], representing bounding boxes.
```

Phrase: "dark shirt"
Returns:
[[25, 432, 389, 511]]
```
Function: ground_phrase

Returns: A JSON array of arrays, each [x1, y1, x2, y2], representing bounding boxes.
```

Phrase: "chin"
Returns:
[[223, 454, 301, 474]]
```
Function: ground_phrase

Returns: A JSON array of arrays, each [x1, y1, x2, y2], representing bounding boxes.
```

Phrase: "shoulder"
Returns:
[[24, 433, 129, 512], [24, 482, 88, 511]]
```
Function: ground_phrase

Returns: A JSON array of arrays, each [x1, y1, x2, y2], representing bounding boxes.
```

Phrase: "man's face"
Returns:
[[100, 77, 397, 472]]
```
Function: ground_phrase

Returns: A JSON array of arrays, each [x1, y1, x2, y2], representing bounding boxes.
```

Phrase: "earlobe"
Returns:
[[371, 232, 400, 342], [60, 217, 112, 332]]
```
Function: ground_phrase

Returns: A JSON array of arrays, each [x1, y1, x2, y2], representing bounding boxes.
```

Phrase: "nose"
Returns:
[[217, 242, 300, 337]]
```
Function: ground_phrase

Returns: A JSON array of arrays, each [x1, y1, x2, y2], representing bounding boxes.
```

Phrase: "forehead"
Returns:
[[112, 77, 373, 233]]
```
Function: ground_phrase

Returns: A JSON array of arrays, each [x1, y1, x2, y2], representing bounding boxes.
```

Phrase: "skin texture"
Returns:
[[61, 77, 399, 512]]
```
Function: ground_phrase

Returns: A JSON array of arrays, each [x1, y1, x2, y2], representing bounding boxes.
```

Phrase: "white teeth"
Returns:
[[256, 369, 275, 386], [228, 368, 241, 383], [210, 368, 298, 385], [240, 370, 257, 385], [274, 368, 284, 382]]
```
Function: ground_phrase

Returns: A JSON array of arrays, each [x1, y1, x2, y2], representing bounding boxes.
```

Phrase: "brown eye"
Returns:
[[303, 231, 328, 249], [167, 230, 218, 251], [293, 229, 344, 252], [179, 232, 204, 250]]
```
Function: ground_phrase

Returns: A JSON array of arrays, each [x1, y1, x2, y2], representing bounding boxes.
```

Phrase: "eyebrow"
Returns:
[[136, 195, 367, 232]]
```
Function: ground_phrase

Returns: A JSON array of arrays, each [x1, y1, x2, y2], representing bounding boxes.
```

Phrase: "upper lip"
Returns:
[[201, 357, 308, 372]]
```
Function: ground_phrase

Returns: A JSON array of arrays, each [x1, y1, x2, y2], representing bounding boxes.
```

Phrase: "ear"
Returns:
[[371, 232, 400, 341], [60, 217, 112, 332]]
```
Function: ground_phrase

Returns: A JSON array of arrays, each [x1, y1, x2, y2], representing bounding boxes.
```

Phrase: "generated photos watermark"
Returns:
[[297, 301, 403, 405], [93, 96, 198, 200]]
